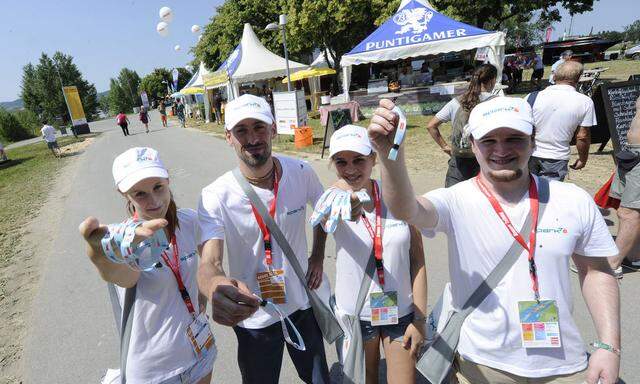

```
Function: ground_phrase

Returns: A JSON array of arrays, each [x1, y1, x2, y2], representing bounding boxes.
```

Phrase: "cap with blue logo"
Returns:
[[112, 147, 169, 192], [329, 124, 372, 158], [467, 97, 534, 140], [225, 94, 274, 131]]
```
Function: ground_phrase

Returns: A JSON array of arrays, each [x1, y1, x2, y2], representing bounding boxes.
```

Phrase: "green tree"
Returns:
[[20, 52, 99, 124], [430, 0, 594, 30], [0, 108, 33, 142], [97, 93, 110, 116], [140, 68, 171, 102], [598, 30, 625, 42], [13, 109, 41, 136], [625, 20, 640, 42], [107, 68, 141, 114]]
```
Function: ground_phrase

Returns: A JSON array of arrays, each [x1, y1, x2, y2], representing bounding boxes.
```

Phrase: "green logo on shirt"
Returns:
[[537, 227, 568, 235]]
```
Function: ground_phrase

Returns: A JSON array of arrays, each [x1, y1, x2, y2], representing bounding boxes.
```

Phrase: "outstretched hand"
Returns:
[[78, 216, 168, 257], [368, 99, 399, 154]]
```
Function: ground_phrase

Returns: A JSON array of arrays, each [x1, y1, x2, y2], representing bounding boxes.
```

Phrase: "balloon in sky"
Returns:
[[159, 7, 173, 22], [191, 25, 201, 34], [174, 45, 181, 51], [157, 22, 169, 37]]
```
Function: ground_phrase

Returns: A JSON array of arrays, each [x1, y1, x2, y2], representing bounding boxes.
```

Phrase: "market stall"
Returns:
[[340, 0, 505, 108]]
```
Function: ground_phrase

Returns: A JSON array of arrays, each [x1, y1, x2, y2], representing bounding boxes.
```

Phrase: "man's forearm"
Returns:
[[576, 127, 591, 163], [197, 240, 228, 300], [578, 256, 620, 349], [310, 225, 326, 261]]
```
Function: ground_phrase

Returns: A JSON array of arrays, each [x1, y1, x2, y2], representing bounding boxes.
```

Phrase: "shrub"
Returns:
[[13, 109, 41, 136], [0, 108, 34, 142]]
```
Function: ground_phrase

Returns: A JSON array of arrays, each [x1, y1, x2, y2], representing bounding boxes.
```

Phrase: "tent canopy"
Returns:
[[180, 62, 211, 94], [226, 23, 308, 83], [340, 0, 505, 99], [282, 67, 336, 83]]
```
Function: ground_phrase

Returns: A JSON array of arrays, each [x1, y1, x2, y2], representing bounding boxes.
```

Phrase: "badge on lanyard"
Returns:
[[186, 312, 216, 356], [370, 291, 399, 326], [257, 269, 287, 304], [517, 299, 561, 348]]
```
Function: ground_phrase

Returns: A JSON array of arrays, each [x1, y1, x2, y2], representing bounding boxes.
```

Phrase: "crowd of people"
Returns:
[[77, 52, 637, 383]]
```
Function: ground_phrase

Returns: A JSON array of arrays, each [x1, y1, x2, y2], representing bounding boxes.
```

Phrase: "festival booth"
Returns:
[[179, 63, 210, 120], [281, 50, 337, 113], [339, 0, 505, 116]]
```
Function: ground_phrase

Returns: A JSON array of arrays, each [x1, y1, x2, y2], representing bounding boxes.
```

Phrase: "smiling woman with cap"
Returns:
[[323, 125, 428, 384], [78, 147, 216, 384]]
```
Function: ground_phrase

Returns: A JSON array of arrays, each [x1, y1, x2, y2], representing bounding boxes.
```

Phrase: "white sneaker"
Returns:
[[613, 266, 624, 279]]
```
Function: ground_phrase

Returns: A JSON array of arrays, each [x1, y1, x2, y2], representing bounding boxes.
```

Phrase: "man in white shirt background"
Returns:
[[529, 53, 545, 90], [368, 96, 620, 383], [40, 122, 61, 158], [526, 61, 595, 181], [197, 94, 330, 383], [550, 50, 573, 85]]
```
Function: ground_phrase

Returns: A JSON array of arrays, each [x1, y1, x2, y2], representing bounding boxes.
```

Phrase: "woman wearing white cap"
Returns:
[[78, 147, 215, 384], [326, 125, 428, 384]]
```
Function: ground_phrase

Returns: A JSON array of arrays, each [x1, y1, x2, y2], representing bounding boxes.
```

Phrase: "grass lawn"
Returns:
[[0, 135, 93, 266]]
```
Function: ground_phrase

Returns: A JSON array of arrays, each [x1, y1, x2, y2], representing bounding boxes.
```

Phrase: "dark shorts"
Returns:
[[532, 68, 544, 80], [445, 156, 480, 187], [529, 156, 569, 181], [360, 312, 414, 342], [47, 141, 59, 149]]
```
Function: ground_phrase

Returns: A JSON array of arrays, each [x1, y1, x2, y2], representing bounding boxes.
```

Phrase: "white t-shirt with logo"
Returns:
[[423, 176, 617, 378], [198, 155, 324, 329], [41, 125, 57, 142], [527, 84, 597, 161], [333, 181, 413, 321], [435, 92, 494, 123], [116, 209, 205, 384]]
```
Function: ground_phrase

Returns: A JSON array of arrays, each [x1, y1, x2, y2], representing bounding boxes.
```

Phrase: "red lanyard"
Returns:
[[161, 236, 197, 315], [474, 175, 541, 301], [250, 165, 280, 266], [361, 181, 385, 287]]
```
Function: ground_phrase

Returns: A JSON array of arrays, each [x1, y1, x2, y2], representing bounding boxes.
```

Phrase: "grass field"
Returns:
[[0, 136, 94, 266]]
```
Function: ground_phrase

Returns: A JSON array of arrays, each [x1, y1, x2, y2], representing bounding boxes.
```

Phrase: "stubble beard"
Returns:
[[239, 144, 272, 168]]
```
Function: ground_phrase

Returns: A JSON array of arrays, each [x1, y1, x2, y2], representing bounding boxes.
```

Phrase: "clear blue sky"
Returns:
[[0, 0, 637, 102]]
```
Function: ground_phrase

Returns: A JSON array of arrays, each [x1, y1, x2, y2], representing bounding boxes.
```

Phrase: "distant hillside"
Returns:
[[0, 98, 24, 111]]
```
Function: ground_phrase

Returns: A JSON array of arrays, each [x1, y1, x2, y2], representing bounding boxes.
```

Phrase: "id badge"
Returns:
[[186, 312, 215, 357], [256, 269, 287, 304], [370, 291, 399, 326], [517, 300, 561, 348]]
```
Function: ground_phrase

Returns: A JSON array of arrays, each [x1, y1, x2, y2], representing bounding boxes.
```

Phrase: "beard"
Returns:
[[238, 142, 272, 167], [487, 168, 524, 182]]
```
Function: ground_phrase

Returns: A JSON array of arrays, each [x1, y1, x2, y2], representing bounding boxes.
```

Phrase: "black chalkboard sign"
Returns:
[[321, 109, 353, 158], [594, 81, 640, 154]]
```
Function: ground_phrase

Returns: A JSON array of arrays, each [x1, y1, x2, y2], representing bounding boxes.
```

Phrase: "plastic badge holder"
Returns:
[[309, 188, 372, 233], [388, 106, 407, 161], [101, 219, 170, 271]]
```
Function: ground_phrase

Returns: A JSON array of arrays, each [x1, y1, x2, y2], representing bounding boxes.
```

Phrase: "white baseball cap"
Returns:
[[225, 94, 274, 131], [467, 97, 534, 140], [112, 147, 169, 192], [329, 124, 372, 158]]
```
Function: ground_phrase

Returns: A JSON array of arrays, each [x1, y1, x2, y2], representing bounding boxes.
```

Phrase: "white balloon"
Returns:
[[191, 25, 201, 34], [159, 7, 173, 22], [157, 21, 169, 37], [174, 45, 181, 51]]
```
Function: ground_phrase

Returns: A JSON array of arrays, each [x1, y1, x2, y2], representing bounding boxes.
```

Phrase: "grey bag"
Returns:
[[108, 283, 136, 384], [417, 177, 549, 384], [339, 253, 376, 384], [233, 168, 344, 343]]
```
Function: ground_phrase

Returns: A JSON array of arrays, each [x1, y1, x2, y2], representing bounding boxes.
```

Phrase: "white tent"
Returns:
[[204, 23, 308, 98], [180, 62, 212, 94], [340, 0, 505, 100]]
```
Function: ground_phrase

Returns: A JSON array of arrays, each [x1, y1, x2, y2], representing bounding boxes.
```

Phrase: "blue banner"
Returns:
[[347, 0, 491, 55], [218, 44, 242, 77]]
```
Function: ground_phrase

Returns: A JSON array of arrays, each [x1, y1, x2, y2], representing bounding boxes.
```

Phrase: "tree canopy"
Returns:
[[108, 68, 141, 114], [139, 67, 192, 102], [20, 52, 99, 124]]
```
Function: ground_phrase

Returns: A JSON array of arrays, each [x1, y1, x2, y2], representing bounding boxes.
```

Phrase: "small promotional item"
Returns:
[[518, 300, 561, 348], [101, 219, 169, 271], [370, 291, 399, 326], [256, 269, 287, 304], [388, 106, 407, 161], [308, 187, 371, 233], [256, 294, 306, 351], [161, 236, 215, 357]]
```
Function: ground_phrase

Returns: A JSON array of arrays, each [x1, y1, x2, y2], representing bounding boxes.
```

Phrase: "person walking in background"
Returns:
[[116, 111, 130, 136], [159, 100, 168, 128], [213, 92, 222, 125], [526, 61, 594, 181], [426, 64, 497, 187], [176, 99, 186, 128], [139, 105, 150, 133], [41, 122, 61, 158], [529, 52, 545, 90]]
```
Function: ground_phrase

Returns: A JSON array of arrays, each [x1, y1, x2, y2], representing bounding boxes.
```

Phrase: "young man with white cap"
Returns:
[[326, 125, 427, 384], [367, 97, 621, 383], [197, 94, 330, 383]]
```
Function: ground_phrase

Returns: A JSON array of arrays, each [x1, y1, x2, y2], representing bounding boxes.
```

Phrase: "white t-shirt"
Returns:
[[333, 181, 413, 321], [422, 176, 617, 378], [527, 84, 597, 160], [533, 55, 544, 70], [116, 209, 205, 384], [435, 92, 494, 123], [198, 155, 324, 329], [41, 125, 57, 142]]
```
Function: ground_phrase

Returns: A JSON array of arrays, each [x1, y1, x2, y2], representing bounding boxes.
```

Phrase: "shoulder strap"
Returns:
[[417, 177, 550, 384], [526, 91, 540, 108], [354, 251, 377, 319], [108, 283, 136, 384], [232, 168, 344, 343]]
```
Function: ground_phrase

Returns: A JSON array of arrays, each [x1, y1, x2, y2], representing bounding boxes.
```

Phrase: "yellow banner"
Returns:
[[203, 70, 229, 88], [62, 86, 87, 125]]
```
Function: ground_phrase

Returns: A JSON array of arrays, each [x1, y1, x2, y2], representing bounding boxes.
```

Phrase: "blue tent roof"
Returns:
[[346, 0, 492, 56], [217, 43, 242, 77]]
